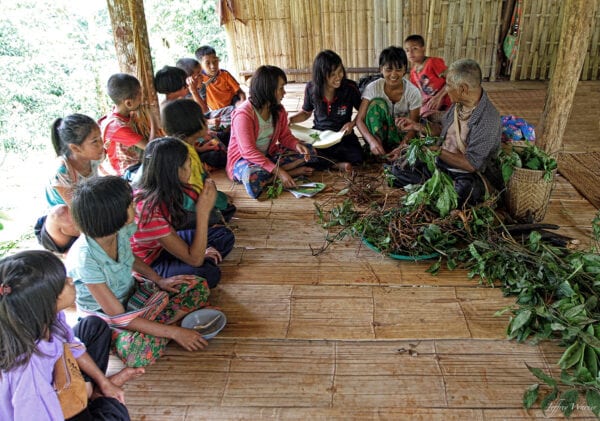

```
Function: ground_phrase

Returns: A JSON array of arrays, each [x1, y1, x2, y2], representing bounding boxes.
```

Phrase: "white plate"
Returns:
[[290, 124, 345, 149], [181, 308, 227, 339]]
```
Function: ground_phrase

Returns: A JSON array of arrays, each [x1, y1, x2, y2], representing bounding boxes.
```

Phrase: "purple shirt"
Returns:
[[0, 312, 85, 421]]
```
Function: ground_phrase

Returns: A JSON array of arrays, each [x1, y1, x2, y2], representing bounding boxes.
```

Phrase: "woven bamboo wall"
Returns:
[[426, 0, 502, 81], [509, 0, 600, 81], [221, 0, 600, 82]]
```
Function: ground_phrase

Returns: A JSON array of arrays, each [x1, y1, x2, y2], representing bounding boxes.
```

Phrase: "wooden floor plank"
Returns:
[[287, 285, 375, 339], [332, 374, 447, 408], [184, 407, 485, 421], [435, 342, 547, 409], [335, 341, 438, 376], [119, 81, 600, 420], [223, 341, 334, 407], [373, 286, 471, 339], [210, 285, 292, 339], [124, 405, 187, 421], [455, 287, 514, 339]]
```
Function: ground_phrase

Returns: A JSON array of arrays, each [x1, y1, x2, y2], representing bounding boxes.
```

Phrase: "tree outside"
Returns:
[[0, 0, 227, 254]]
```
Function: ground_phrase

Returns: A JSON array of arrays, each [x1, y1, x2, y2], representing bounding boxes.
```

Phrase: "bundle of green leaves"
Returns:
[[499, 142, 558, 183], [443, 223, 600, 417], [386, 136, 459, 218], [314, 135, 599, 416]]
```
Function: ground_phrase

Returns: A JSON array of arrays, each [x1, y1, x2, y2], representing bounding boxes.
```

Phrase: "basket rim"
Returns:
[[511, 166, 557, 174]]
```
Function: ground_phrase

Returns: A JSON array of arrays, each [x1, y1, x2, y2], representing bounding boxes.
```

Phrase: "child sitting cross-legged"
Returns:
[[100, 73, 160, 181], [131, 137, 235, 288], [176, 57, 233, 146], [66, 176, 212, 367], [0, 250, 143, 420], [227, 65, 321, 199], [161, 99, 236, 222], [155, 66, 227, 170], [289, 49, 364, 171], [194, 45, 246, 113], [404, 34, 451, 123], [355, 46, 422, 156]]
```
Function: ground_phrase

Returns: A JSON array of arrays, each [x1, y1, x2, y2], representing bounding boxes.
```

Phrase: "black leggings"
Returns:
[[67, 317, 130, 421]]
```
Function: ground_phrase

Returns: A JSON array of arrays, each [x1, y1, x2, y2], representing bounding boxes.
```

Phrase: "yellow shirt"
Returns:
[[184, 142, 205, 192]]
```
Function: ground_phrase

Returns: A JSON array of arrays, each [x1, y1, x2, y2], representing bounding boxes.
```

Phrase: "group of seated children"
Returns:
[[8, 34, 502, 419]]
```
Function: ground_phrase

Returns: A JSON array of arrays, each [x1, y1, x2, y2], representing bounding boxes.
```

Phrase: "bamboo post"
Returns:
[[537, 0, 598, 156]]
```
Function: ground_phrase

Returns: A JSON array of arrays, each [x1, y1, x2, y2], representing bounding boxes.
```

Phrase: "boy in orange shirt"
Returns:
[[194, 45, 246, 112]]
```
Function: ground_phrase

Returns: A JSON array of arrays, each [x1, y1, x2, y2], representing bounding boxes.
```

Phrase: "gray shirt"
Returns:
[[440, 90, 501, 172]]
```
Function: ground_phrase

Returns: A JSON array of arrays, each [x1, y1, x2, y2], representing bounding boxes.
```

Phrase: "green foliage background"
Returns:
[[0, 0, 226, 157]]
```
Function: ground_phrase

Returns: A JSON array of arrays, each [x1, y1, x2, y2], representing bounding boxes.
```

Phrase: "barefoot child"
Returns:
[[67, 176, 213, 367], [289, 50, 363, 171], [0, 250, 141, 420], [227, 65, 320, 199], [161, 99, 236, 222], [132, 138, 235, 287], [356, 46, 422, 156], [34, 114, 104, 254]]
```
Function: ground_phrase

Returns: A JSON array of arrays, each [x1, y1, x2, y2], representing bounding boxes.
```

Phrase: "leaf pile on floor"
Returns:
[[312, 137, 600, 417]]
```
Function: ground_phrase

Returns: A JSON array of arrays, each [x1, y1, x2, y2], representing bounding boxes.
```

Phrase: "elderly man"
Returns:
[[388, 58, 502, 206]]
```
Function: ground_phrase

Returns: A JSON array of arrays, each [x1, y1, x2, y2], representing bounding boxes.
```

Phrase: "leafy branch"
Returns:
[[499, 142, 558, 182], [312, 149, 600, 416]]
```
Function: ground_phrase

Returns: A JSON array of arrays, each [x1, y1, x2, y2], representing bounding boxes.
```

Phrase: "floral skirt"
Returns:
[[365, 97, 403, 152], [85, 278, 210, 367]]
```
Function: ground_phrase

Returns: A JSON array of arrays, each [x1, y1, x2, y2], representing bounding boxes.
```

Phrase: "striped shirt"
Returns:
[[130, 188, 198, 264]]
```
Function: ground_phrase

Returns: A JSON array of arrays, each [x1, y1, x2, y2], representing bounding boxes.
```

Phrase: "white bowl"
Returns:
[[181, 308, 226, 339]]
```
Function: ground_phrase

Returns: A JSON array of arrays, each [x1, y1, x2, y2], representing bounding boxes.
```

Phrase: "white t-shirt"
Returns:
[[254, 108, 273, 154], [362, 78, 422, 118]]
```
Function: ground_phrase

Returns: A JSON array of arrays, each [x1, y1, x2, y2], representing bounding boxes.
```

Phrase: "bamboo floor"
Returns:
[[117, 81, 600, 420]]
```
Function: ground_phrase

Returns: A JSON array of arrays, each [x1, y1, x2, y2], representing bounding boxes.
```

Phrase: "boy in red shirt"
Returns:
[[404, 35, 451, 123], [99, 73, 159, 180]]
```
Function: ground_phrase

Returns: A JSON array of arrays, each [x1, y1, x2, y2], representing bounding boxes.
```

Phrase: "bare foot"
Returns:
[[108, 367, 145, 387], [288, 166, 314, 177], [334, 162, 352, 172]]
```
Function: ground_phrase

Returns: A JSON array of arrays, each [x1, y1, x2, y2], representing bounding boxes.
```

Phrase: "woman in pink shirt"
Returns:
[[226, 65, 320, 199]]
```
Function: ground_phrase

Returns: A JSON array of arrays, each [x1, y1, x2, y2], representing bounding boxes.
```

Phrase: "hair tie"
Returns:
[[0, 285, 11, 296]]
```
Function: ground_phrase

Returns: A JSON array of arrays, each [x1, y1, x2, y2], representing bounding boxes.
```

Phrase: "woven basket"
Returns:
[[500, 140, 532, 154], [506, 167, 557, 222]]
